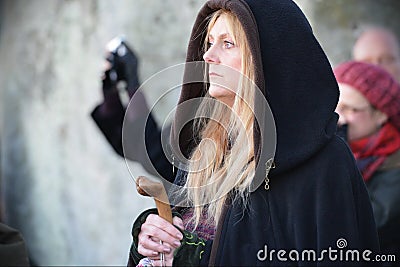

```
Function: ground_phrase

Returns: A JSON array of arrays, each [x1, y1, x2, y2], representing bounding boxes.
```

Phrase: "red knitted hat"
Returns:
[[334, 60, 400, 131]]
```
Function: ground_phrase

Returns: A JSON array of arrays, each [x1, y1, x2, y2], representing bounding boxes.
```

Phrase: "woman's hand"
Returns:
[[138, 215, 184, 266]]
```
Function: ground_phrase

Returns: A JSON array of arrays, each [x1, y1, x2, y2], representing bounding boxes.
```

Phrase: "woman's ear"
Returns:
[[374, 109, 389, 127]]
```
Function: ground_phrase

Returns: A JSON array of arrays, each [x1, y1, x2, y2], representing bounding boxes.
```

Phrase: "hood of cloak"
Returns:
[[170, 0, 339, 189]]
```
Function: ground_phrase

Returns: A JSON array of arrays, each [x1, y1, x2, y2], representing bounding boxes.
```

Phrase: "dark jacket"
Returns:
[[130, 0, 380, 266], [366, 150, 400, 259], [91, 89, 174, 182]]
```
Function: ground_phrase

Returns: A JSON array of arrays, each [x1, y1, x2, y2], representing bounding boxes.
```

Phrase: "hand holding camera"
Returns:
[[102, 36, 140, 96]]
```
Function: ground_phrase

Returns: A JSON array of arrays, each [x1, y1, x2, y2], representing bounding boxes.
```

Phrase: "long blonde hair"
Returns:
[[182, 9, 256, 228]]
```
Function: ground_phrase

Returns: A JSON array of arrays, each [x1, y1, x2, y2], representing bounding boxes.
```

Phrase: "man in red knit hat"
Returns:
[[334, 60, 400, 262]]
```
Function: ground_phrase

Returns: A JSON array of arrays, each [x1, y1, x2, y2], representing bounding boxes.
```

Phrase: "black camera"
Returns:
[[105, 36, 139, 91]]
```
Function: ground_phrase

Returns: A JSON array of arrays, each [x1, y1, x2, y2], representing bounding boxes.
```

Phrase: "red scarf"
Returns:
[[350, 123, 400, 181]]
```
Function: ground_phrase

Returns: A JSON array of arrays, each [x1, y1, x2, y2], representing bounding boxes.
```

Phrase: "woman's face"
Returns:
[[335, 83, 388, 141], [203, 14, 242, 107]]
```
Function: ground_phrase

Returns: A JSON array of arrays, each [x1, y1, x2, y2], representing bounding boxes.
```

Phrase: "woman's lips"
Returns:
[[209, 72, 222, 77]]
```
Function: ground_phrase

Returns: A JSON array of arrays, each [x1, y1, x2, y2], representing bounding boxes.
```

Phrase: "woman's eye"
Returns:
[[207, 41, 214, 48], [224, 41, 234, 49]]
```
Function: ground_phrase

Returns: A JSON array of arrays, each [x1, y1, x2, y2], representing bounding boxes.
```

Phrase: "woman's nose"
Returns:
[[203, 45, 220, 63], [335, 107, 348, 125], [337, 113, 347, 125]]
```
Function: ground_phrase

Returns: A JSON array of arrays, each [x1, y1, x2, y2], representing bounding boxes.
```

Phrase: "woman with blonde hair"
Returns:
[[128, 1, 379, 266]]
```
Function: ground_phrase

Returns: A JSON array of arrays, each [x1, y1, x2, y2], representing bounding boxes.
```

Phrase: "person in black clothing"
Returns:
[[91, 38, 173, 182], [128, 0, 380, 266]]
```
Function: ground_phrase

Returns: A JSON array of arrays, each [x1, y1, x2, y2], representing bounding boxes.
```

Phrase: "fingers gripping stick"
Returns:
[[136, 176, 173, 266], [136, 176, 173, 224]]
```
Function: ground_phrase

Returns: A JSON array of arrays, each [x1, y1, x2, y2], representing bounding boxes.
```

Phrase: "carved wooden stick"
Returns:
[[136, 176, 173, 224]]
